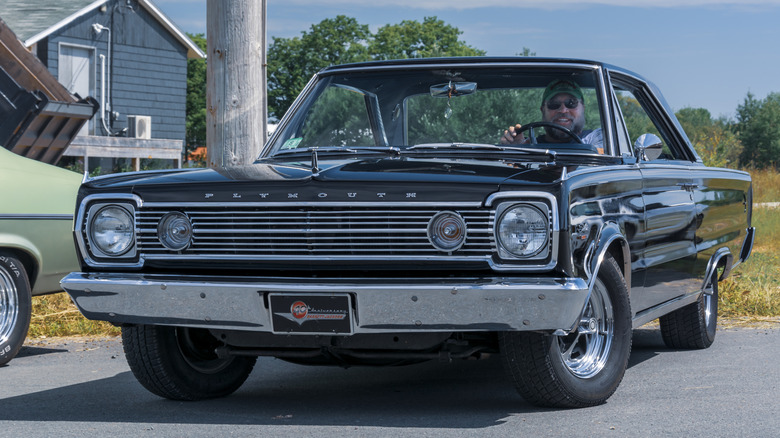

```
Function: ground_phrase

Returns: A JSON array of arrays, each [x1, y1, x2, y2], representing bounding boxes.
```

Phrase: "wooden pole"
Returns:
[[206, 0, 267, 168]]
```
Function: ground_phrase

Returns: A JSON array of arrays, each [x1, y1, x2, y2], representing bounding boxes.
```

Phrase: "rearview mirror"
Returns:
[[430, 81, 478, 98], [634, 133, 663, 161]]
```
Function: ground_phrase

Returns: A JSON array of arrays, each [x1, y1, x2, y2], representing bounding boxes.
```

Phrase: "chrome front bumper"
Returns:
[[61, 273, 589, 333]]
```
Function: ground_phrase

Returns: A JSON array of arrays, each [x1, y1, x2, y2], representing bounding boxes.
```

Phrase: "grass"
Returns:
[[750, 167, 780, 203], [719, 207, 780, 317], [27, 169, 780, 339], [28, 294, 120, 339]]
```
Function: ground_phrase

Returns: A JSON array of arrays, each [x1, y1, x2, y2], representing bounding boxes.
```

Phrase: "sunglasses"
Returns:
[[546, 98, 579, 110]]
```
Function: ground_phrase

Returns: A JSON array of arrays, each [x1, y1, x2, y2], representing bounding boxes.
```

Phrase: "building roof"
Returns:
[[0, 0, 205, 59]]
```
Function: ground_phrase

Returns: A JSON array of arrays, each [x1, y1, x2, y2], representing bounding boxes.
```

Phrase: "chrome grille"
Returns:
[[136, 206, 495, 259]]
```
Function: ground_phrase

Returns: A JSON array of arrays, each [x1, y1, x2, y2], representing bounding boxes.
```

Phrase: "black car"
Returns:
[[62, 58, 755, 408]]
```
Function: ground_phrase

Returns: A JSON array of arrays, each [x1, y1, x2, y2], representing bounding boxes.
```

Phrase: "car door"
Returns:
[[609, 73, 699, 313]]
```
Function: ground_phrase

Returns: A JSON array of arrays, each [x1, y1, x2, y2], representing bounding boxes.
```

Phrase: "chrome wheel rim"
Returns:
[[557, 277, 614, 378], [0, 267, 19, 344]]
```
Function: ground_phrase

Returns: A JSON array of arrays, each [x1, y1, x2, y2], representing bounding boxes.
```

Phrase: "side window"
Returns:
[[613, 89, 686, 161]]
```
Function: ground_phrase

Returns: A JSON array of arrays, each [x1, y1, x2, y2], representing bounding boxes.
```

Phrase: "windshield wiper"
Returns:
[[406, 143, 506, 151], [405, 143, 558, 159], [272, 146, 401, 157]]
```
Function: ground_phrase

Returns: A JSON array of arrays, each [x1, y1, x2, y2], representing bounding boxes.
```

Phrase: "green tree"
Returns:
[[616, 93, 659, 141], [267, 16, 371, 119], [676, 107, 742, 168], [369, 16, 485, 60], [736, 92, 780, 169], [185, 33, 207, 162], [267, 16, 489, 120]]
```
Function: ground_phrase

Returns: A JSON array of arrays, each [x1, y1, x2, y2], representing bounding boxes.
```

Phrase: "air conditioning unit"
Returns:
[[127, 115, 151, 139]]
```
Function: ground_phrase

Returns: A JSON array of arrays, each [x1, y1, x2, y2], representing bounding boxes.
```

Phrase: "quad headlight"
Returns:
[[496, 204, 549, 258], [88, 205, 135, 257]]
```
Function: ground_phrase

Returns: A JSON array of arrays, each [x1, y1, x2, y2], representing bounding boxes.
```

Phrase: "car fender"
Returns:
[[584, 222, 631, 291], [0, 233, 42, 286], [558, 221, 631, 335]]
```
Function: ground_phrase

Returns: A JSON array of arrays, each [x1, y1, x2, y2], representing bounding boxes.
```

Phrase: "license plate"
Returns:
[[269, 293, 353, 335]]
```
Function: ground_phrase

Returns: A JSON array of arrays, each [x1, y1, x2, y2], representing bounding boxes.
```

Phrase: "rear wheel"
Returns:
[[122, 325, 256, 400], [501, 254, 632, 408], [659, 269, 718, 349], [0, 252, 32, 366]]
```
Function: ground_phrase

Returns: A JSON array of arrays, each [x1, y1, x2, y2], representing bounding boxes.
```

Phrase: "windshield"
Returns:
[[265, 65, 605, 157]]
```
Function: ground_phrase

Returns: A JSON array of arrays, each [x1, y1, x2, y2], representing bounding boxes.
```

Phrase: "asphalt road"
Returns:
[[1, 324, 778, 437]]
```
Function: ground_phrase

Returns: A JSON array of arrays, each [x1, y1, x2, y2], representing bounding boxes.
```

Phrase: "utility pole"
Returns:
[[206, 0, 267, 169]]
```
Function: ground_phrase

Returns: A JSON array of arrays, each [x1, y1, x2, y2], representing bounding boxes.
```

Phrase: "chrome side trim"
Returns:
[[595, 65, 617, 156], [0, 214, 73, 220], [704, 247, 733, 291], [569, 229, 629, 334], [632, 293, 700, 329]]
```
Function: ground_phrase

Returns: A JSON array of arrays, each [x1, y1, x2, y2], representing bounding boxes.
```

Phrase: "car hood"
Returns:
[[83, 157, 568, 203]]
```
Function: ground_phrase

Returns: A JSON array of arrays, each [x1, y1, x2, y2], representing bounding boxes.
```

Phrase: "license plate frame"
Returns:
[[269, 293, 353, 335]]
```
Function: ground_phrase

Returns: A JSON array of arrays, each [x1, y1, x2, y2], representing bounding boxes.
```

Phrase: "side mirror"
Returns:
[[634, 133, 663, 161]]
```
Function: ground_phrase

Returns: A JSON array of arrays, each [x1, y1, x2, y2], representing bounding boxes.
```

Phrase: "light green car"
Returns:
[[0, 147, 81, 365]]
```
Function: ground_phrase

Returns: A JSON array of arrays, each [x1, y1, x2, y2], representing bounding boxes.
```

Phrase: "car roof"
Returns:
[[320, 57, 633, 75]]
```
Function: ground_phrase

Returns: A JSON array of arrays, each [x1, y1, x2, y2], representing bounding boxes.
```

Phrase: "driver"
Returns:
[[499, 79, 603, 152]]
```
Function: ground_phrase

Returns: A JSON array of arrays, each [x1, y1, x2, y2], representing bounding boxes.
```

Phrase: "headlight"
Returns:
[[496, 204, 549, 258], [427, 211, 467, 253], [158, 212, 193, 251], [89, 205, 135, 256]]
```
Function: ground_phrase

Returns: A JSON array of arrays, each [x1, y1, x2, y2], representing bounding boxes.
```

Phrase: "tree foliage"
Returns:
[[267, 16, 371, 120], [735, 92, 780, 169], [185, 33, 207, 159], [370, 17, 485, 60], [676, 107, 742, 168], [186, 17, 778, 173], [267, 15, 485, 119]]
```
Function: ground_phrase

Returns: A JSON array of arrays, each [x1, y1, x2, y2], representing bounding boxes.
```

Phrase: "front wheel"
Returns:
[[122, 325, 256, 400], [0, 252, 32, 366], [500, 254, 632, 408]]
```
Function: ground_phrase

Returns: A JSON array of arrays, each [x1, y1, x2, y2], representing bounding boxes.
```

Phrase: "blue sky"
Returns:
[[154, 0, 780, 120]]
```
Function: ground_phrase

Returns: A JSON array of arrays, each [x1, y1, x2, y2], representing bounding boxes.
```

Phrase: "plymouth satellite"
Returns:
[[62, 58, 754, 408]]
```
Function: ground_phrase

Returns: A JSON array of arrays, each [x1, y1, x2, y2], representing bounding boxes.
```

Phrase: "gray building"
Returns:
[[0, 0, 205, 170]]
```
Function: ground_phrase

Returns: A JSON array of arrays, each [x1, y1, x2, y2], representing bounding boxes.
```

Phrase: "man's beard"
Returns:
[[547, 118, 584, 140]]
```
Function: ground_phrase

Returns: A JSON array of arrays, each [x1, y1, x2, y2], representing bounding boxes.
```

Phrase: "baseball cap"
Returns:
[[542, 79, 584, 102]]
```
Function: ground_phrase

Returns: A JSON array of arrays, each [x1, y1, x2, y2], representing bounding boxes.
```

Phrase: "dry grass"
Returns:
[[750, 167, 780, 203], [719, 207, 780, 317], [28, 293, 120, 339]]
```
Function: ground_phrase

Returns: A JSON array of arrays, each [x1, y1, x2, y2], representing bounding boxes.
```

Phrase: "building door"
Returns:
[[59, 44, 94, 135]]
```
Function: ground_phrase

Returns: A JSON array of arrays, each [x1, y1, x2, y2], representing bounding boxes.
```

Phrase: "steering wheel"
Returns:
[[515, 121, 582, 144]]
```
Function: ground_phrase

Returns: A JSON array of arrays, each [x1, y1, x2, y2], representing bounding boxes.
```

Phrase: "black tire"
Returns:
[[122, 325, 256, 400], [0, 252, 32, 367], [659, 270, 718, 349], [500, 254, 632, 408]]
